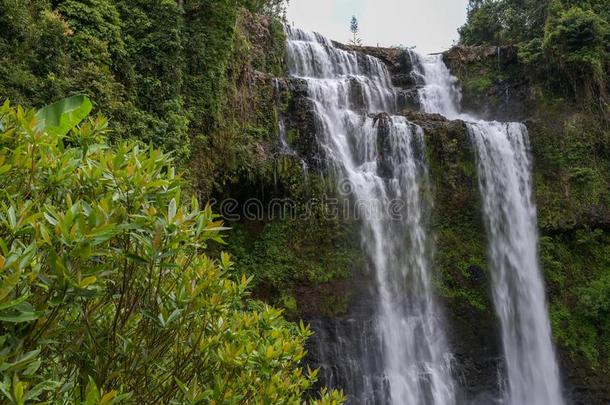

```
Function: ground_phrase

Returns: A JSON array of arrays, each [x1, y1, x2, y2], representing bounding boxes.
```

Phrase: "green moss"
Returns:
[[228, 216, 360, 308], [225, 161, 363, 311], [320, 294, 350, 318], [540, 229, 610, 371], [464, 74, 493, 94], [285, 128, 299, 145], [278, 292, 299, 317], [188, 9, 290, 196], [435, 225, 489, 311], [530, 111, 610, 230], [419, 119, 492, 312]]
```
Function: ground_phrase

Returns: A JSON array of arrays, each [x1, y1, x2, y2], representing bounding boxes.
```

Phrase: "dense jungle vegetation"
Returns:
[[0, 1, 345, 403], [0, 0, 288, 185]]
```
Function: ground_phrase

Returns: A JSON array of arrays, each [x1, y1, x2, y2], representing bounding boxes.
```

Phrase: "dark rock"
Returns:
[[374, 113, 394, 179], [334, 42, 419, 91], [468, 265, 486, 286], [443, 45, 530, 121], [396, 88, 421, 111], [278, 77, 329, 172]]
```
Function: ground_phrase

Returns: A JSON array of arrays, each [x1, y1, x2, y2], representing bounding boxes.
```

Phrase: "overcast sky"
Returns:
[[287, 0, 469, 54]]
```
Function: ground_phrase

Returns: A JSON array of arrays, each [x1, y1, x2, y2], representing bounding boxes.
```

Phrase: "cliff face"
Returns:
[[216, 14, 609, 403], [443, 46, 610, 386], [442, 45, 529, 121]]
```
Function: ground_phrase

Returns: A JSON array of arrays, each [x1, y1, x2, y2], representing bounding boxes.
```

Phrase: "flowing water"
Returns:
[[412, 53, 564, 405], [284, 26, 563, 404], [286, 26, 455, 405]]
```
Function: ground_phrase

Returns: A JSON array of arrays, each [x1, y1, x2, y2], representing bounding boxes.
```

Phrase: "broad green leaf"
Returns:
[[100, 391, 118, 404], [12, 376, 24, 405], [0, 294, 30, 311], [84, 377, 100, 405], [35, 95, 93, 136], [0, 311, 42, 323], [0, 350, 40, 373], [24, 380, 59, 401]]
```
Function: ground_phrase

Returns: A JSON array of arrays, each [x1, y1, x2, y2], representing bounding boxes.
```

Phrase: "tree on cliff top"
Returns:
[[349, 15, 362, 46]]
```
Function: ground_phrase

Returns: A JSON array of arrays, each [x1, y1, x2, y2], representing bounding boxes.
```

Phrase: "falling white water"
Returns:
[[410, 54, 462, 120], [468, 122, 564, 405], [411, 52, 564, 405], [286, 26, 455, 404]]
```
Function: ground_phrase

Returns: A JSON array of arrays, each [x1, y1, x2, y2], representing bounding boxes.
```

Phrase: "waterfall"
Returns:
[[412, 53, 564, 405], [468, 122, 564, 405], [286, 26, 455, 404]]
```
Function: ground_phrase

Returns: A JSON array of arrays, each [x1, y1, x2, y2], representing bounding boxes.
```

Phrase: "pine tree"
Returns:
[[349, 15, 362, 46]]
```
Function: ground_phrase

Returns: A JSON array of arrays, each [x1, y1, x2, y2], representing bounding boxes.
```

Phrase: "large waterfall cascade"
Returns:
[[412, 53, 565, 405], [283, 25, 564, 405], [285, 26, 456, 404]]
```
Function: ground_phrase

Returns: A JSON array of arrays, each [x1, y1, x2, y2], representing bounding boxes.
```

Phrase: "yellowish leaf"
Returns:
[[80, 276, 97, 288], [100, 390, 117, 404]]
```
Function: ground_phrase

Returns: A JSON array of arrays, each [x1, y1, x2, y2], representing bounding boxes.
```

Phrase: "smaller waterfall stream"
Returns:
[[468, 122, 564, 405], [412, 53, 565, 405]]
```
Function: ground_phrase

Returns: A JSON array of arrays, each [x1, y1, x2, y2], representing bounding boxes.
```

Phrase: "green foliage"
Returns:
[[190, 8, 287, 196], [435, 225, 488, 311], [459, 1, 505, 45], [543, 6, 609, 100], [540, 229, 610, 369], [57, 0, 124, 64], [234, 218, 356, 284], [531, 112, 610, 229], [422, 121, 490, 311], [459, 0, 609, 106], [460, 0, 549, 46], [114, 0, 190, 158], [0, 99, 344, 404], [0, 0, 289, 163], [35, 94, 93, 136], [229, 212, 360, 314]]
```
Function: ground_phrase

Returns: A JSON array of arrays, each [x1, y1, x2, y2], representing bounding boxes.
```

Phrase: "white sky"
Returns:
[[287, 0, 469, 54]]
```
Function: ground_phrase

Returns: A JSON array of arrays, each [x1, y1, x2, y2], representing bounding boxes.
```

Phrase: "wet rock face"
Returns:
[[335, 43, 418, 89], [373, 113, 394, 179], [442, 45, 530, 121], [305, 274, 506, 405], [275, 77, 329, 171], [334, 43, 423, 112]]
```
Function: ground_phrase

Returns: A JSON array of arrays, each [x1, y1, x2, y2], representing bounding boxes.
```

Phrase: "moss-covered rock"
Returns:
[[443, 45, 529, 121]]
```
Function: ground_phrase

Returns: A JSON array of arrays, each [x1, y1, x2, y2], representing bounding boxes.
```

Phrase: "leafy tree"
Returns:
[[349, 16, 362, 46], [0, 96, 344, 404], [543, 5, 609, 102], [458, 0, 609, 106], [459, 0, 551, 45], [0, 0, 290, 163]]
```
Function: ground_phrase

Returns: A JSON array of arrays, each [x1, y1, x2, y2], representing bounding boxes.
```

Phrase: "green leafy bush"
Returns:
[[0, 97, 344, 404], [543, 6, 609, 100], [459, 0, 609, 106]]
